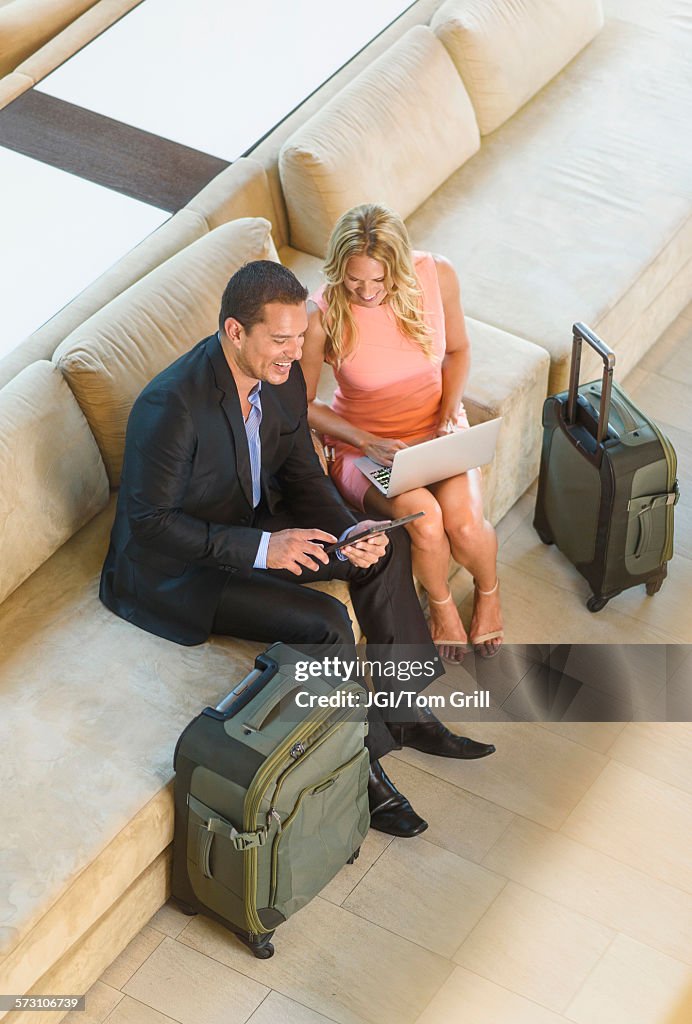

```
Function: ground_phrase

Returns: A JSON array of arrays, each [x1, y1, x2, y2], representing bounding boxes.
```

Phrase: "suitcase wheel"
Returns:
[[347, 847, 361, 865], [586, 595, 609, 613], [171, 898, 198, 918], [536, 528, 554, 546], [250, 940, 275, 959], [238, 931, 275, 959], [646, 575, 665, 596]]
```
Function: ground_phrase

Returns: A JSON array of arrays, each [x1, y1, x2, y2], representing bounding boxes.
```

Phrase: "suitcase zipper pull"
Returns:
[[289, 741, 306, 759], [267, 808, 282, 833]]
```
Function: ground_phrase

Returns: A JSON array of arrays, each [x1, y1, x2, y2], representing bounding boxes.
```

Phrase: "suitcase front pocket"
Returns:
[[625, 490, 678, 575], [269, 747, 370, 920], [186, 794, 264, 908]]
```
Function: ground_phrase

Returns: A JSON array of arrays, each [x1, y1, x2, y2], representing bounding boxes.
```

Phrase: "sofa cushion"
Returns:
[[432, 0, 604, 135], [187, 157, 289, 250], [52, 218, 278, 486], [406, 15, 692, 392], [279, 25, 480, 258], [0, 360, 109, 605]]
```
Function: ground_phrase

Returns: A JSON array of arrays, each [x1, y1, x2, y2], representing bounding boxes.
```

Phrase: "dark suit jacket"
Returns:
[[100, 334, 357, 645]]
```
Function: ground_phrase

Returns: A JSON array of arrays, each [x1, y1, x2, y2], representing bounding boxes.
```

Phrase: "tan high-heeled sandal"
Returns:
[[428, 590, 471, 664], [470, 579, 504, 658]]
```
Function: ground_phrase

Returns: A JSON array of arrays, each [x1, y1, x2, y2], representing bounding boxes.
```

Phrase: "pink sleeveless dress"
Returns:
[[311, 251, 469, 511]]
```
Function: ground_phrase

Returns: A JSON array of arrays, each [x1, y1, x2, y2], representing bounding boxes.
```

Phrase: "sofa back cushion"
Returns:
[[279, 25, 480, 258], [431, 0, 604, 135], [52, 218, 278, 486], [0, 360, 109, 605]]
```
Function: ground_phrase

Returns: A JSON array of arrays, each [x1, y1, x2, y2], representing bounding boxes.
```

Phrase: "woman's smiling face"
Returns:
[[343, 254, 388, 307]]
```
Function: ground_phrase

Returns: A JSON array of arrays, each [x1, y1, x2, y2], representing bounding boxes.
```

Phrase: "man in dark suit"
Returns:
[[101, 261, 494, 837]]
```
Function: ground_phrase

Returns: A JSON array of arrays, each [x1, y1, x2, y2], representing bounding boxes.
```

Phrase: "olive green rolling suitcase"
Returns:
[[171, 643, 370, 958], [533, 323, 679, 612]]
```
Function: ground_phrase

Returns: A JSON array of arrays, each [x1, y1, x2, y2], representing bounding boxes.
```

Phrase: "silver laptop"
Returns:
[[355, 417, 502, 497]]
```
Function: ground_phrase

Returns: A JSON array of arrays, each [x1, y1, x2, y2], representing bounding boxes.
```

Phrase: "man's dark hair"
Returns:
[[218, 260, 308, 334]]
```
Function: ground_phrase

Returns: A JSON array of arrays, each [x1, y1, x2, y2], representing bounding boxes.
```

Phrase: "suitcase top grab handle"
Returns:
[[567, 323, 615, 444], [205, 653, 279, 721]]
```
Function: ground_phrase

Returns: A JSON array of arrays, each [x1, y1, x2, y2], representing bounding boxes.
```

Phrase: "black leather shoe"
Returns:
[[388, 709, 496, 759], [368, 759, 428, 838]]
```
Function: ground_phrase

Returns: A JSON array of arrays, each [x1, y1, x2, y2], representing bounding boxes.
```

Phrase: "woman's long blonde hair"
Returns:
[[321, 204, 435, 367]]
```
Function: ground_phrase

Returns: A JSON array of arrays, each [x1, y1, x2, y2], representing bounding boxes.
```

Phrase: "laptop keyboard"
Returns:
[[372, 466, 392, 490]]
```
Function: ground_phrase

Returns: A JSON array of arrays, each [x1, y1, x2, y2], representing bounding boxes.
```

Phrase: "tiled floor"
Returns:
[[70, 309, 692, 1023]]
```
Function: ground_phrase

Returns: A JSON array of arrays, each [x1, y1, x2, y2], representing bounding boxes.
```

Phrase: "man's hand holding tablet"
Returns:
[[325, 512, 426, 558]]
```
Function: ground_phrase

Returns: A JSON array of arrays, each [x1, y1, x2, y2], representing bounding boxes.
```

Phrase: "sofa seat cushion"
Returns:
[[432, 0, 604, 135], [0, 497, 356, 996], [405, 15, 692, 393], [279, 25, 480, 258], [52, 218, 278, 486], [0, 360, 109, 605]]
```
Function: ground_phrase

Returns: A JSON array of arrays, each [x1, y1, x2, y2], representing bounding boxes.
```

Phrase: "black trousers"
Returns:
[[212, 527, 443, 760]]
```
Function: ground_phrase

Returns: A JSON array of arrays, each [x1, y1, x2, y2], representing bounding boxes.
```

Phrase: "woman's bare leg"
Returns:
[[363, 484, 468, 659], [429, 469, 503, 653]]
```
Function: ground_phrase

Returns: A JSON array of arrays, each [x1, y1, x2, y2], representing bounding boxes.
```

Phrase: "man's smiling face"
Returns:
[[224, 301, 308, 385]]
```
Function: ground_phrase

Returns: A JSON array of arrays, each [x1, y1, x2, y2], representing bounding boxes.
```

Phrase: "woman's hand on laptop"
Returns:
[[358, 434, 408, 466], [339, 520, 390, 568], [436, 416, 462, 437]]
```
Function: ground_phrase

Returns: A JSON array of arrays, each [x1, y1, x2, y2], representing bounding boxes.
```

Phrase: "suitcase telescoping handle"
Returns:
[[567, 323, 615, 444]]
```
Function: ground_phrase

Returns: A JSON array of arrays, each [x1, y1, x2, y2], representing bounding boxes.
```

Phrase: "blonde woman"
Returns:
[[301, 204, 503, 660]]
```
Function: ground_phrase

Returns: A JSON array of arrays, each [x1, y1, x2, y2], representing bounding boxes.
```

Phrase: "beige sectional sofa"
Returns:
[[0, 0, 139, 101], [1, 0, 691, 1017]]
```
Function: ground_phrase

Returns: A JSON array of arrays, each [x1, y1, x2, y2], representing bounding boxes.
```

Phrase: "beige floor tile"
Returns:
[[497, 519, 692, 642], [122, 936, 268, 1024], [639, 314, 692, 385], [666, 651, 692, 720], [179, 897, 452, 1024], [550, 644, 670, 705], [503, 660, 636, 723], [383, 757, 515, 862], [64, 982, 122, 1024], [565, 934, 692, 1024], [608, 722, 692, 794], [629, 371, 692, 434], [100, 925, 165, 989], [342, 836, 506, 956], [454, 881, 614, 1012], [393, 721, 607, 829], [457, 560, 675, 644], [619, 366, 650, 393], [496, 491, 536, 547], [608, 553, 692, 643], [148, 900, 192, 938], [416, 966, 567, 1024], [105, 996, 179, 1024], [247, 992, 338, 1024], [482, 817, 692, 966], [435, 645, 536, 709], [561, 760, 692, 893], [320, 828, 393, 906], [536, 720, 627, 754]]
